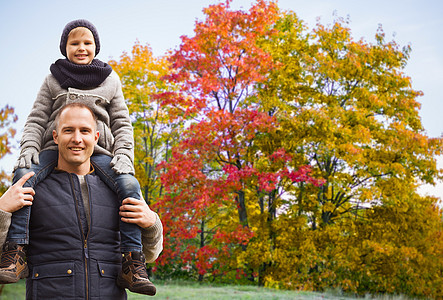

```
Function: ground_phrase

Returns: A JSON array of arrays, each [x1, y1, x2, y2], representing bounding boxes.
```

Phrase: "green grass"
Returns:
[[0, 279, 417, 299]]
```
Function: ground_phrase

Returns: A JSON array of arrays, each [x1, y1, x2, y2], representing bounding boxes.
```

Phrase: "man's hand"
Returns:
[[119, 197, 156, 228], [0, 172, 35, 213]]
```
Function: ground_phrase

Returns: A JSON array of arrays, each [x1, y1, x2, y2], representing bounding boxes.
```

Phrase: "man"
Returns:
[[0, 103, 163, 299]]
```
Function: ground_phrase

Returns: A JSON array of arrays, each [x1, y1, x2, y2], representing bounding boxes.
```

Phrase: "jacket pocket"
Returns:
[[67, 89, 110, 107], [31, 261, 75, 299], [97, 261, 126, 299]]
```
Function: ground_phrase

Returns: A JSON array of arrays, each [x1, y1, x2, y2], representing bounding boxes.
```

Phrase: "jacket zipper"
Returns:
[[69, 174, 91, 300], [84, 240, 89, 300]]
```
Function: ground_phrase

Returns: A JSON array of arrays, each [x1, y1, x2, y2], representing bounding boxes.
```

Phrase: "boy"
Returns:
[[0, 19, 156, 296]]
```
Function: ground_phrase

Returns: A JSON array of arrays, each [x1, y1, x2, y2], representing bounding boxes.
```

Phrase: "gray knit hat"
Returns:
[[60, 19, 100, 57]]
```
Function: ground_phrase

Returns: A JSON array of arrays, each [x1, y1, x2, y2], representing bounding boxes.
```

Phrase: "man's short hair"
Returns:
[[54, 103, 98, 131]]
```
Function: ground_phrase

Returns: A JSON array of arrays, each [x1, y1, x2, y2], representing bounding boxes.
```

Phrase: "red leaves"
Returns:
[[287, 165, 326, 187], [195, 245, 219, 275], [213, 225, 254, 246], [223, 156, 324, 193]]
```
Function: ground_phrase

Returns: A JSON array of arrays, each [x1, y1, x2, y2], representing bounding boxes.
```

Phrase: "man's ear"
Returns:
[[53, 130, 59, 145], [95, 131, 99, 144]]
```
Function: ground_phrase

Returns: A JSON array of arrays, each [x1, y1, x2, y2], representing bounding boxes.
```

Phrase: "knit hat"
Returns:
[[59, 19, 101, 57]]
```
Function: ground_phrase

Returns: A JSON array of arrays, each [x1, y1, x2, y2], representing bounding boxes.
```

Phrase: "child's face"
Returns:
[[66, 28, 96, 65]]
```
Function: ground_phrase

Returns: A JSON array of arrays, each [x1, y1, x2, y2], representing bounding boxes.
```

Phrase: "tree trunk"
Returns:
[[198, 219, 205, 282], [235, 190, 249, 228], [258, 191, 277, 286]]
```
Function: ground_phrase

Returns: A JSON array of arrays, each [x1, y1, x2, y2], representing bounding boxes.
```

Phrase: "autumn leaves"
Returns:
[[108, 1, 442, 297]]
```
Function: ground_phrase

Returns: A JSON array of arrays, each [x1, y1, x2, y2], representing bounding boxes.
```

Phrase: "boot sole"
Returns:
[[0, 267, 29, 284], [117, 273, 156, 296]]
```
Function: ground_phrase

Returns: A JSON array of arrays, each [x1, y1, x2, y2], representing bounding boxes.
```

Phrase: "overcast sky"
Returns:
[[0, 0, 442, 196]]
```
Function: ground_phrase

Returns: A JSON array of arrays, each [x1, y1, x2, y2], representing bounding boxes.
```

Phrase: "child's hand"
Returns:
[[14, 147, 40, 170], [110, 154, 135, 175]]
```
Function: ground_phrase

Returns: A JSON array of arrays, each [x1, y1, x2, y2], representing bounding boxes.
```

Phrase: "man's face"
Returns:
[[53, 106, 99, 175]]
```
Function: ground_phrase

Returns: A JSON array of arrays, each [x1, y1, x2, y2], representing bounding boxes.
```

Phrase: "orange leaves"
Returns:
[[0, 105, 17, 189], [0, 105, 17, 160], [168, 0, 280, 112]]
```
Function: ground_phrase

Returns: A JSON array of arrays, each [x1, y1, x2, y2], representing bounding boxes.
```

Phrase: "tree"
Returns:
[[0, 105, 17, 161], [109, 42, 182, 205], [109, 2, 443, 297], [0, 105, 17, 193], [156, 0, 322, 282], [348, 192, 443, 297], [260, 13, 441, 227], [256, 12, 443, 295]]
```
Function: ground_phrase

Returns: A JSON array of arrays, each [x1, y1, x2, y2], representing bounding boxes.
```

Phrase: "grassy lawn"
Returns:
[[128, 281, 347, 299], [0, 279, 415, 299]]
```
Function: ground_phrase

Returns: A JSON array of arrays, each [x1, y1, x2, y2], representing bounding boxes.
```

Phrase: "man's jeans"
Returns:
[[8, 150, 142, 252]]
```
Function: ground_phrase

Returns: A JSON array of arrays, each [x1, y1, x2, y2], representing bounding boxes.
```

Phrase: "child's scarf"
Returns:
[[50, 58, 113, 89]]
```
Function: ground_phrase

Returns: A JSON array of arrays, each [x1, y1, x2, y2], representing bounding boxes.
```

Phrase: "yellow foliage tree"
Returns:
[[261, 13, 441, 227], [257, 12, 443, 297], [0, 105, 17, 193], [109, 42, 182, 204]]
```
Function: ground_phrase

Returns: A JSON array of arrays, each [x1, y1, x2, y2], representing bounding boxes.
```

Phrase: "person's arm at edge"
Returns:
[[141, 213, 163, 263], [0, 210, 11, 248]]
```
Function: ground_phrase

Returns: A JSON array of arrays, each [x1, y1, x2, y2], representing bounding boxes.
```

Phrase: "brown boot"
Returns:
[[117, 251, 156, 296], [0, 241, 29, 284]]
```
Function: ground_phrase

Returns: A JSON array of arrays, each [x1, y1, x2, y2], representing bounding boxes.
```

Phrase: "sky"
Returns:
[[0, 0, 442, 196]]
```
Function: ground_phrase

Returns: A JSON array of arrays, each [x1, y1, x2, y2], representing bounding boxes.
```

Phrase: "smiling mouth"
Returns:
[[70, 147, 83, 151]]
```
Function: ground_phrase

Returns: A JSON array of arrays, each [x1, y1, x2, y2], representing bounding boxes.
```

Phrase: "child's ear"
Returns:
[[53, 130, 59, 144]]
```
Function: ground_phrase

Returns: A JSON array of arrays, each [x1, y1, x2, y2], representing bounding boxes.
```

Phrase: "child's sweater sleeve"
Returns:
[[107, 73, 134, 165], [20, 76, 54, 153]]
